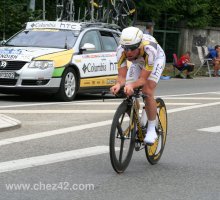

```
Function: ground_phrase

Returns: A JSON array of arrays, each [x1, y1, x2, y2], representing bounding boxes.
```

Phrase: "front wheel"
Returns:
[[55, 67, 78, 101], [109, 100, 136, 173], [145, 98, 168, 165]]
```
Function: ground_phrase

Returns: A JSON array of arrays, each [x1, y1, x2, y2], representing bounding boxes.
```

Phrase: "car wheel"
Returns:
[[55, 67, 78, 101]]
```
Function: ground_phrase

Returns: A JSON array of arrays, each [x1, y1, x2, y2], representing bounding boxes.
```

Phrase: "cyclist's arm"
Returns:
[[115, 46, 127, 87], [116, 67, 127, 87]]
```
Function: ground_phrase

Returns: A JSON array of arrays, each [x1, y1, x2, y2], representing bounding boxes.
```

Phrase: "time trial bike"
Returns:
[[109, 89, 168, 173]]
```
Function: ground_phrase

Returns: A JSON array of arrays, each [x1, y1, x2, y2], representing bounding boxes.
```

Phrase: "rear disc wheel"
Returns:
[[145, 98, 167, 164]]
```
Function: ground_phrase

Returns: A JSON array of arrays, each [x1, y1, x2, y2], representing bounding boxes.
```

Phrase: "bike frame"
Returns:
[[128, 93, 165, 144], [130, 97, 144, 142], [124, 91, 146, 143]]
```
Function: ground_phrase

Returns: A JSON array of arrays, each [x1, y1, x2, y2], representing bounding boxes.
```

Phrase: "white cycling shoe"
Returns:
[[144, 130, 158, 145]]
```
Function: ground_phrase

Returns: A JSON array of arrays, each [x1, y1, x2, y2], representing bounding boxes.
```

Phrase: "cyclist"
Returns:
[[110, 26, 166, 145]]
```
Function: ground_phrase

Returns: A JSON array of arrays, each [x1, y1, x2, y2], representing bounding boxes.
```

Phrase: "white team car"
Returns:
[[0, 21, 120, 101]]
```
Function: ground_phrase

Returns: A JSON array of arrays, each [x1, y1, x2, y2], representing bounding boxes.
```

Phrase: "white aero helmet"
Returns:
[[120, 27, 143, 51]]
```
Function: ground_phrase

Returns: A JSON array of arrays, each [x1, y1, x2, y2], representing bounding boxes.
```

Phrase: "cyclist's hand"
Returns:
[[110, 84, 120, 95], [124, 85, 134, 96]]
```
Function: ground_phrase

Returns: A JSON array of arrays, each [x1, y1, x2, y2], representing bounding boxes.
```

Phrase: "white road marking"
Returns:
[[160, 91, 220, 97], [0, 91, 219, 109], [165, 103, 200, 105], [167, 102, 220, 113], [0, 110, 116, 114], [0, 146, 110, 173], [73, 102, 200, 106], [0, 103, 201, 114], [198, 126, 220, 133], [0, 120, 113, 147], [0, 101, 219, 147], [163, 97, 220, 100], [0, 92, 219, 173], [0, 102, 71, 109]]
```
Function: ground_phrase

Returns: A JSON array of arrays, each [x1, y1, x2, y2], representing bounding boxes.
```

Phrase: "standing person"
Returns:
[[176, 51, 195, 79], [144, 21, 155, 36], [110, 27, 166, 145], [211, 45, 220, 77]]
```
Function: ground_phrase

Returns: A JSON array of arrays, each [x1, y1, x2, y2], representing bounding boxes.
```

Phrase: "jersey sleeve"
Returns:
[[116, 46, 127, 69], [142, 41, 157, 71]]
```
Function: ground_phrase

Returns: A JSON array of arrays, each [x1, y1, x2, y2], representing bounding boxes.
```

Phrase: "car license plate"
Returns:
[[0, 71, 15, 79]]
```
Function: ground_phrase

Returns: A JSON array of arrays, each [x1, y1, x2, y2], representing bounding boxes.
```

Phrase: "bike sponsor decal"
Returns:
[[82, 63, 107, 73]]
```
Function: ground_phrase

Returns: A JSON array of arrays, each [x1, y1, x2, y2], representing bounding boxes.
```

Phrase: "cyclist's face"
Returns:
[[125, 48, 140, 61]]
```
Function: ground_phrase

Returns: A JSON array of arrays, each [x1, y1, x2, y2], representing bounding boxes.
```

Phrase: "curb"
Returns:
[[0, 114, 21, 132]]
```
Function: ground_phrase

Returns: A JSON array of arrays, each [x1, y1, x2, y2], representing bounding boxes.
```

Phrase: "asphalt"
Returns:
[[0, 114, 21, 132]]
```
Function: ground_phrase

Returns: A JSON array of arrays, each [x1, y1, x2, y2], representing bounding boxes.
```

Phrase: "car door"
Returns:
[[98, 30, 118, 76], [76, 30, 108, 79]]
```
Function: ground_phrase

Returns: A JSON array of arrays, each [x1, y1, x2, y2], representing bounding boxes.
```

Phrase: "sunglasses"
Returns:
[[122, 43, 140, 51]]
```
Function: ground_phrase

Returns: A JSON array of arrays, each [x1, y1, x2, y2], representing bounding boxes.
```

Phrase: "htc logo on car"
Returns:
[[0, 61, 7, 69]]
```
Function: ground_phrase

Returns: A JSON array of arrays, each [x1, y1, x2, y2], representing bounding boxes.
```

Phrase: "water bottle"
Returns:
[[140, 107, 147, 127]]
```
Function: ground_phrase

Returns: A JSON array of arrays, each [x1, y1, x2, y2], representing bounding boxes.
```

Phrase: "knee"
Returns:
[[142, 81, 156, 97]]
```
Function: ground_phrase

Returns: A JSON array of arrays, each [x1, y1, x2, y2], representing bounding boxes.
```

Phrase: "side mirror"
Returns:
[[80, 43, 95, 53]]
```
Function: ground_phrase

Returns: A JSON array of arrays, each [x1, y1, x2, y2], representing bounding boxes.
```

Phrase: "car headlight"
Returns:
[[28, 61, 54, 70]]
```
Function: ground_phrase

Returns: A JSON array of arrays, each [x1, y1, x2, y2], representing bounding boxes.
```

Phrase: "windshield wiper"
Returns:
[[3, 44, 16, 46]]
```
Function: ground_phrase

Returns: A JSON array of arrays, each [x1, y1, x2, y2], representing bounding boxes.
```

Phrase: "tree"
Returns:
[[0, 0, 220, 40], [137, 0, 212, 28], [0, 0, 41, 40]]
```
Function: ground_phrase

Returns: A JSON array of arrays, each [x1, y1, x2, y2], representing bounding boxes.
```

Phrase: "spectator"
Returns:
[[175, 51, 195, 79], [210, 45, 220, 77], [144, 20, 155, 36]]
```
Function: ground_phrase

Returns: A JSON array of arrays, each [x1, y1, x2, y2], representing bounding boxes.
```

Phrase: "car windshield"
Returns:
[[5, 29, 77, 49]]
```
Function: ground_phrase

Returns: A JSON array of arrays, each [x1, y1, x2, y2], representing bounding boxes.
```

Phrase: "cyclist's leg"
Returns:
[[143, 57, 165, 145], [142, 80, 157, 145]]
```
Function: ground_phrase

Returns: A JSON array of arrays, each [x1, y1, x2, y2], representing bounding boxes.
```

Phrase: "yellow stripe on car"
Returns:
[[80, 76, 117, 87], [34, 49, 74, 67]]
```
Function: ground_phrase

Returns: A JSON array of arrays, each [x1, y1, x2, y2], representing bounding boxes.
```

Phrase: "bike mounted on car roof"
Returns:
[[56, 0, 137, 28]]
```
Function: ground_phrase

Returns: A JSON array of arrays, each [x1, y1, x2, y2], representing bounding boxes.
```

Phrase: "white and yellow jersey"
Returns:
[[117, 34, 166, 83]]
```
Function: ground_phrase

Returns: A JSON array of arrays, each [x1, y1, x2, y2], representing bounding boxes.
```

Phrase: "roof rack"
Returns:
[[80, 22, 122, 31]]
